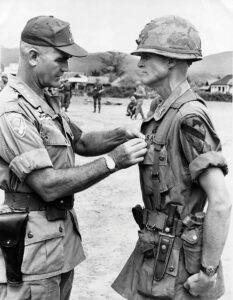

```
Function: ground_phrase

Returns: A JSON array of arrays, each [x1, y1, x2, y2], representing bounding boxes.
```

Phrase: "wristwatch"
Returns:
[[200, 265, 219, 277], [104, 155, 116, 172]]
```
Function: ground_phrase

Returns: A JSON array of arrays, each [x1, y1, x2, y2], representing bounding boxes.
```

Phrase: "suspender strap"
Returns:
[[151, 108, 178, 210], [151, 90, 205, 210], [152, 144, 162, 210]]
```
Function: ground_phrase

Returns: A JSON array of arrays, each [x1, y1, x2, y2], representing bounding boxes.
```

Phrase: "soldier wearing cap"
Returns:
[[0, 16, 147, 299], [112, 15, 231, 299]]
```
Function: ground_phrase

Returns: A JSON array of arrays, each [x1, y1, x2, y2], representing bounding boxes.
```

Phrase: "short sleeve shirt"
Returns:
[[0, 76, 82, 192]]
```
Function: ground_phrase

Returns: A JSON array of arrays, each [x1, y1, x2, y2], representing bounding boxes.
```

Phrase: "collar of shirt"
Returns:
[[147, 80, 191, 122], [8, 75, 61, 117]]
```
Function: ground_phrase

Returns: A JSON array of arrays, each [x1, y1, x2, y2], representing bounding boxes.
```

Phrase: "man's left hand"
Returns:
[[123, 126, 145, 140], [184, 271, 217, 297]]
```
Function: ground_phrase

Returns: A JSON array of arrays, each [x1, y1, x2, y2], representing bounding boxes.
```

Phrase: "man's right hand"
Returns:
[[109, 138, 147, 170]]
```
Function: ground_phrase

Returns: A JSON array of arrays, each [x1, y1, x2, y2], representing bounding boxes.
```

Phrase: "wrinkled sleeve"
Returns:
[[0, 112, 53, 181], [179, 115, 228, 180]]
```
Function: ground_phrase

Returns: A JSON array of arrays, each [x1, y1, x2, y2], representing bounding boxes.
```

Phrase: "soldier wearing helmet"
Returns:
[[112, 15, 231, 300]]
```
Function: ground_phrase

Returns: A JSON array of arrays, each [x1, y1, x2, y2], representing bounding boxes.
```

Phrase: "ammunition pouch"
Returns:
[[0, 212, 28, 286]]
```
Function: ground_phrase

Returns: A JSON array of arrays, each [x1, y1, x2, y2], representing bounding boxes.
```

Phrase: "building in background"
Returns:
[[210, 74, 233, 94]]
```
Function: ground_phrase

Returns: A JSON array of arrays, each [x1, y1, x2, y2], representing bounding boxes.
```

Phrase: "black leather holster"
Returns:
[[0, 212, 28, 286]]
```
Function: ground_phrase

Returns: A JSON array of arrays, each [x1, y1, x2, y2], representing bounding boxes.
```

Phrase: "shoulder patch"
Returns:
[[181, 116, 211, 154], [9, 116, 26, 138]]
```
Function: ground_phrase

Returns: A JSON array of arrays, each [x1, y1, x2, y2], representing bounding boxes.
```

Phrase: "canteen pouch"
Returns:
[[0, 212, 28, 286], [181, 227, 202, 274], [181, 227, 225, 299], [136, 229, 180, 299]]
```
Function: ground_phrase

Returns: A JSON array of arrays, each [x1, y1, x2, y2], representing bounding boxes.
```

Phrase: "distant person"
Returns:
[[126, 96, 137, 119], [62, 79, 72, 112], [0, 73, 8, 91], [92, 78, 104, 113], [134, 81, 146, 120]]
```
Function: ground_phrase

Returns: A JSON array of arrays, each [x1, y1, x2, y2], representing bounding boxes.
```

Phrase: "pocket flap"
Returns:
[[181, 228, 201, 244], [40, 119, 67, 146], [25, 213, 64, 245]]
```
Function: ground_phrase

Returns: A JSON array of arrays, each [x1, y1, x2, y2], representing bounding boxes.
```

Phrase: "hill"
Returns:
[[69, 50, 232, 83], [1, 45, 232, 84], [188, 51, 233, 83]]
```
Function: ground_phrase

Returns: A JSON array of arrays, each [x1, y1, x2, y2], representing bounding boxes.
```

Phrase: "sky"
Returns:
[[0, 0, 233, 57]]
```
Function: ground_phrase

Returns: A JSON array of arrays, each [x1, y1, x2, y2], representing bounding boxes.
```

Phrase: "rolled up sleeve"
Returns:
[[189, 151, 228, 180], [10, 148, 53, 181]]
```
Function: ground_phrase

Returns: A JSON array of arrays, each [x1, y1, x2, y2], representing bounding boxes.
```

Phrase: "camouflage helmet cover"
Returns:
[[132, 15, 202, 61]]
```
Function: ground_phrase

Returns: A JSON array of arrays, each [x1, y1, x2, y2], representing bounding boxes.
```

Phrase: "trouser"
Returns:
[[0, 270, 74, 300], [62, 93, 71, 111], [93, 95, 101, 112], [135, 105, 145, 119], [127, 107, 136, 118]]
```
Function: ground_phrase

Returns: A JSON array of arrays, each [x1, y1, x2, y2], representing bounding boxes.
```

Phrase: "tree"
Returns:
[[100, 51, 127, 80]]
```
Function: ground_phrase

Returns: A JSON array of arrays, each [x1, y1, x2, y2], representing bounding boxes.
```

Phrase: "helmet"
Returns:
[[131, 15, 202, 61]]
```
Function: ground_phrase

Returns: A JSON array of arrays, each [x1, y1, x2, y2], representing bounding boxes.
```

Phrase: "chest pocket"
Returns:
[[40, 118, 68, 146]]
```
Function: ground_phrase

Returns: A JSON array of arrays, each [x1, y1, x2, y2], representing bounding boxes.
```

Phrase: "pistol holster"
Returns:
[[0, 212, 28, 286]]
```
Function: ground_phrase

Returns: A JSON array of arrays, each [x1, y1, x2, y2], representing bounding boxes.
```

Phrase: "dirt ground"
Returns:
[[0, 95, 232, 299], [67, 96, 233, 300]]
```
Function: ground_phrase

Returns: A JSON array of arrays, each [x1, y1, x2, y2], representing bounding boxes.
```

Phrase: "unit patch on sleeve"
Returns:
[[9, 116, 26, 138], [181, 116, 211, 154]]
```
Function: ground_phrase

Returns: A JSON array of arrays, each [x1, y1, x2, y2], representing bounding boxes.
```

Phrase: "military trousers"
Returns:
[[0, 270, 74, 300], [93, 95, 101, 112]]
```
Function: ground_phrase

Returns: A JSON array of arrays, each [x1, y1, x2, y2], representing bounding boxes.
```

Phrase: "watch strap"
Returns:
[[200, 264, 219, 277]]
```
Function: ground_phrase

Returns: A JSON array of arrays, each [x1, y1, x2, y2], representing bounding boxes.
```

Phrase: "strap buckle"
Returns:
[[145, 222, 157, 231]]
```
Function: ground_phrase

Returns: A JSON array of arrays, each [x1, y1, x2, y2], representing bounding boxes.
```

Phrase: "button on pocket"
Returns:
[[22, 214, 65, 275]]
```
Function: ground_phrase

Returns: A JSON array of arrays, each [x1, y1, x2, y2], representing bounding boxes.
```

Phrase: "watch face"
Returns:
[[105, 156, 115, 170]]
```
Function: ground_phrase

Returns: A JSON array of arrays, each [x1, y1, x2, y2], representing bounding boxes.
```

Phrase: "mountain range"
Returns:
[[1, 46, 232, 83]]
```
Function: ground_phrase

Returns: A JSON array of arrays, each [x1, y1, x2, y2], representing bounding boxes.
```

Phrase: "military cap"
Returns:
[[21, 16, 88, 57]]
